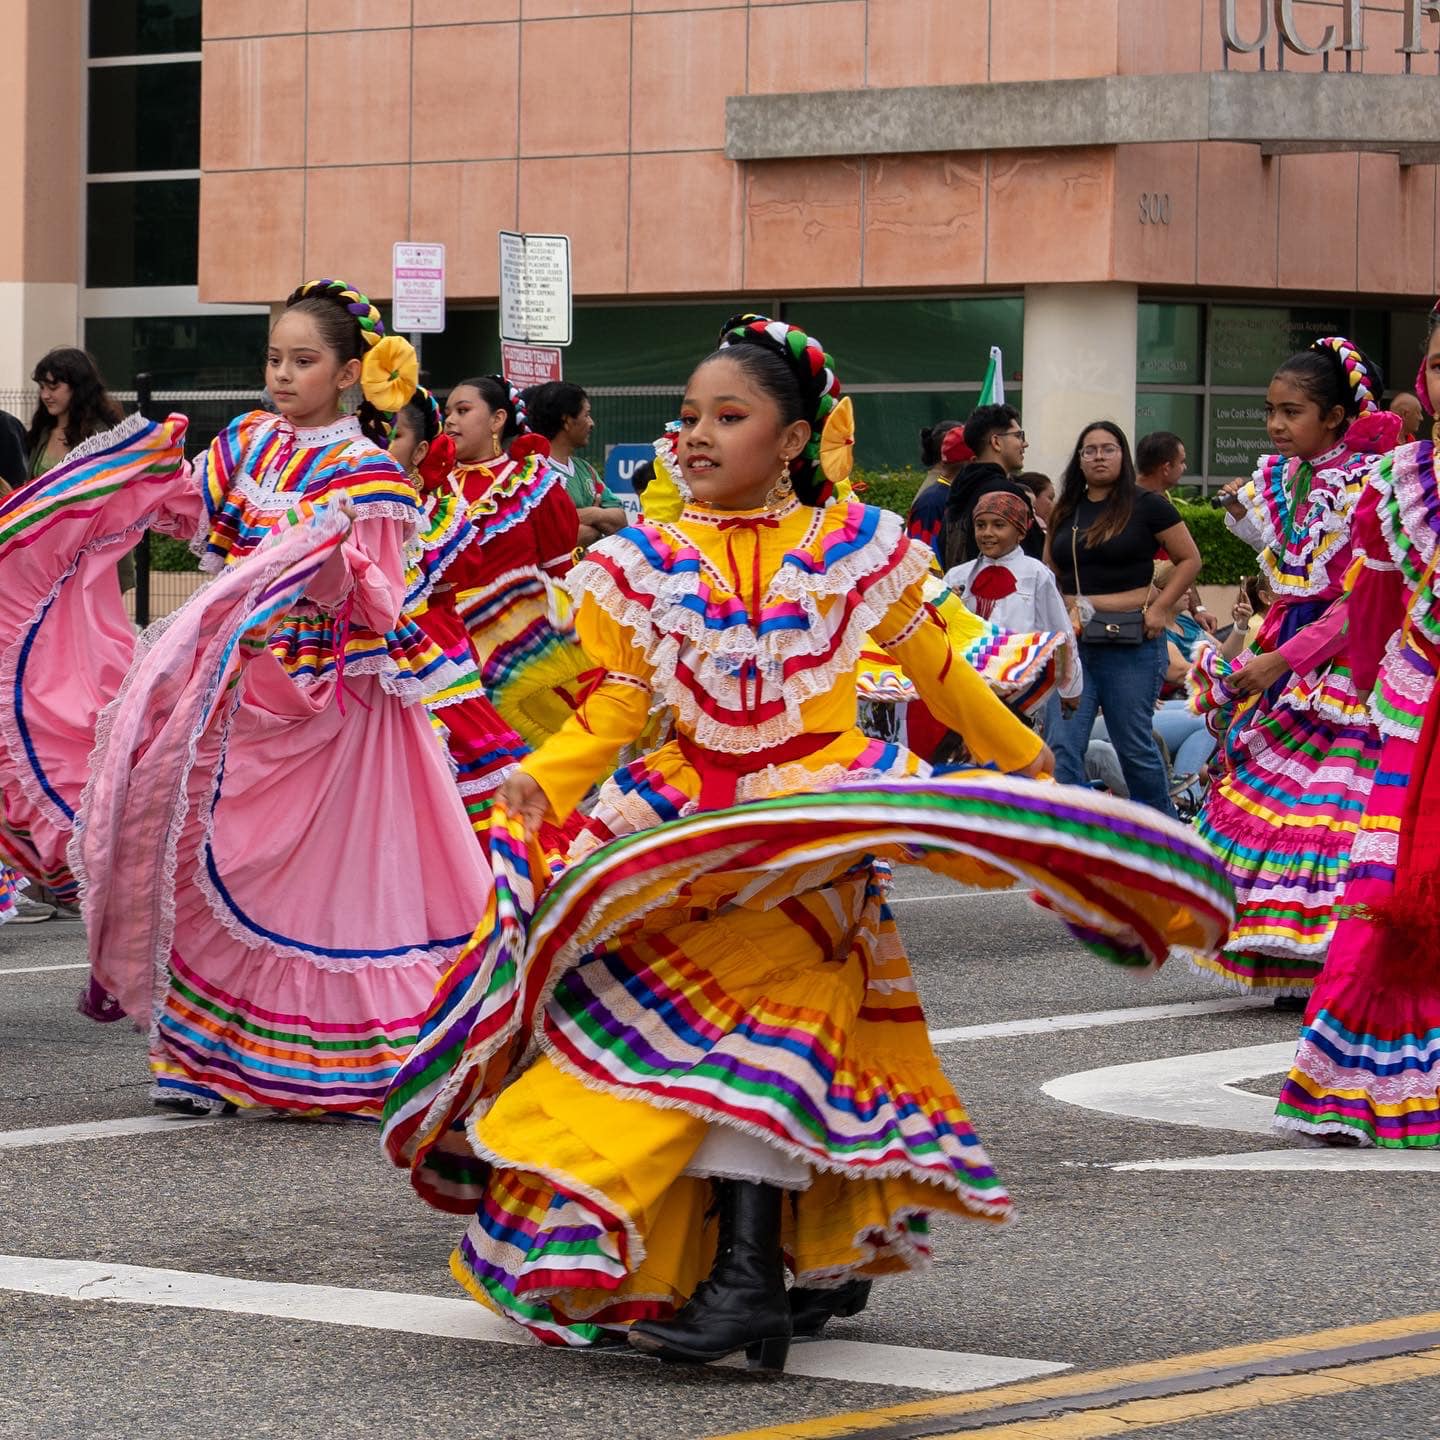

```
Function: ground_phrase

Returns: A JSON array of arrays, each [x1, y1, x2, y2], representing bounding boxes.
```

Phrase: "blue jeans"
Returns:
[[1052, 636, 1175, 816]]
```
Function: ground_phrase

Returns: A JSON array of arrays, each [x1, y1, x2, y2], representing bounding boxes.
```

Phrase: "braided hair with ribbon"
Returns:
[[283, 279, 419, 446], [392, 385, 455, 493], [449, 374, 549, 461], [711, 314, 854, 506], [1271, 334, 1380, 443]]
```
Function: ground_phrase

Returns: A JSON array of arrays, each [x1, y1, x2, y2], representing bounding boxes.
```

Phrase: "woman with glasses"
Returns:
[[1045, 421, 1202, 815]]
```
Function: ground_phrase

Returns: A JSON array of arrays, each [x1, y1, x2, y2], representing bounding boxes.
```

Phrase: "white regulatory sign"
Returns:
[[498, 231, 572, 346], [392, 242, 446, 334]]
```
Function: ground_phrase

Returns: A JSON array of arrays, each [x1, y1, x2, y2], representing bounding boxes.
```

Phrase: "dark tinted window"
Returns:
[[86, 179, 199, 287], [89, 64, 201, 172], [86, 314, 270, 392], [90, 0, 201, 57]]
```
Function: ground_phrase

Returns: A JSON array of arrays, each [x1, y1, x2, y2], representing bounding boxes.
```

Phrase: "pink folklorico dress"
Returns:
[[0, 418, 166, 902], [12, 409, 492, 1115]]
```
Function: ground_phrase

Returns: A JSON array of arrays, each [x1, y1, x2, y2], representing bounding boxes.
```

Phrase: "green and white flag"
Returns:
[[979, 345, 1005, 405]]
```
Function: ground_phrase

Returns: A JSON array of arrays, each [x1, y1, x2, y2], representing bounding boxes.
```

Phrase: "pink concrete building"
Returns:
[[5, 0, 1440, 477]]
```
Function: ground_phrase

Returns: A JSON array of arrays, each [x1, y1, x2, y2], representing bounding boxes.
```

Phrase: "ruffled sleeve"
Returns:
[[874, 569, 1045, 773], [307, 515, 411, 634], [1225, 476, 1267, 552], [518, 596, 655, 822]]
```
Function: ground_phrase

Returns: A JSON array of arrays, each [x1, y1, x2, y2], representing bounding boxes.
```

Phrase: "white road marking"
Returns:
[[0, 963, 90, 976], [0, 1117, 222, 1150], [1042, 1040, 1291, 1135], [1045, 1041, 1440, 1172], [930, 997, 1268, 1046], [747, 1337, 1068, 1391], [1115, 1148, 1440, 1173], [0, 1255, 1069, 1392]]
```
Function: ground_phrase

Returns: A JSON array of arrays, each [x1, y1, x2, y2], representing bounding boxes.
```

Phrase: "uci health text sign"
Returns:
[[1222, 0, 1440, 58]]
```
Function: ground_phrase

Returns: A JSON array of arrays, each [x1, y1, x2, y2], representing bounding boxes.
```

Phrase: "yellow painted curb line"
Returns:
[[706, 1311, 1440, 1439]]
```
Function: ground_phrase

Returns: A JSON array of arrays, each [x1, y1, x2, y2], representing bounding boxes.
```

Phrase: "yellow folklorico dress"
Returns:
[[383, 496, 1233, 1345]]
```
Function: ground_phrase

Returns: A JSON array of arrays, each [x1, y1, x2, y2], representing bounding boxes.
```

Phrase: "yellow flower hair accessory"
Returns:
[[818, 394, 855, 487], [361, 335, 419, 413]]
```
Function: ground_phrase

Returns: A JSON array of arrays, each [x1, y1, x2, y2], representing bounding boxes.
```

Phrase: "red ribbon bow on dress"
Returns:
[[716, 513, 782, 717]]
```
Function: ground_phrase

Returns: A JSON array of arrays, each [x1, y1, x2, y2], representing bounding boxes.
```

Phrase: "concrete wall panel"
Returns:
[[743, 157, 862, 290], [862, 154, 986, 288]]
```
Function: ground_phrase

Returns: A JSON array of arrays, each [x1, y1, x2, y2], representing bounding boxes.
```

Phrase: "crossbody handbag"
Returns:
[[1071, 521, 1147, 646]]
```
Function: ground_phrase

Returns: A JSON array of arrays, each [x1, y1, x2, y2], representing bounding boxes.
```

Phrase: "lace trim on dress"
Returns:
[[457, 455, 558, 544], [52, 410, 155, 468], [568, 506, 931, 755], [404, 495, 473, 610], [1235, 448, 1368, 598], [1292, 1035, 1440, 1106], [198, 498, 421, 575]]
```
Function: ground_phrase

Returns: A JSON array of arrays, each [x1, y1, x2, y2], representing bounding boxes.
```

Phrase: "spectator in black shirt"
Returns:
[[1044, 420, 1201, 816]]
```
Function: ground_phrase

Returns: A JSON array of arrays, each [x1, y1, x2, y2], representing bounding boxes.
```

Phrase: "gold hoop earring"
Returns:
[[765, 459, 795, 509]]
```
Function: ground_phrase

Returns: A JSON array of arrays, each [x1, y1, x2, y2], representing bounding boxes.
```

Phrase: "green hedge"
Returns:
[[148, 534, 200, 572], [853, 471, 1253, 586], [1173, 501, 1256, 586], [853, 467, 925, 516]]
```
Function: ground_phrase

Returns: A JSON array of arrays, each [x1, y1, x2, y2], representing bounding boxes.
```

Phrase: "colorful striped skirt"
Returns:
[[383, 777, 1233, 1344], [456, 571, 590, 750], [1188, 644, 1382, 994], [1276, 723, 1440, 1146]]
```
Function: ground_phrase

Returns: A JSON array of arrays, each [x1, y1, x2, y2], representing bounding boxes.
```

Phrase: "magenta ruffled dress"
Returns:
[[4, 410, 491, 1115]]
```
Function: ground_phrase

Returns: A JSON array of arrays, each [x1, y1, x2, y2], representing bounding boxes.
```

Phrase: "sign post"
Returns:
[[498, 231, 573, 349], [393, 242, 446, 368]]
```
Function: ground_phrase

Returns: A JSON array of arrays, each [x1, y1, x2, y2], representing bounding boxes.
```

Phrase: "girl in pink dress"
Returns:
[[12, 279, 493, 1116]]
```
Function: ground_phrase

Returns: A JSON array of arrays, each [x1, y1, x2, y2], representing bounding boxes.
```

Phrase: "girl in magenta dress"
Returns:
[[1188, 338, 1400, 998], [3, 279, 492, 1116], [1277, 304, 1440, 1145]]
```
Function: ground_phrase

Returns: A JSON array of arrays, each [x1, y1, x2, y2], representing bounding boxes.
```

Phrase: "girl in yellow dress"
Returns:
[[382, 316, 1232, 1370]]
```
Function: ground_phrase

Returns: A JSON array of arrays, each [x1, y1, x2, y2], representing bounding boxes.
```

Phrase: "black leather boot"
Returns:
[[788, 1277, 873, 1338], [628, 1179, 792, 1371]]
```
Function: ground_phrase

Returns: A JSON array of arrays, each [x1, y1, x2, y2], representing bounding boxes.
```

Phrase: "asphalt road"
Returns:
[[2, 874, 1437, 1440]]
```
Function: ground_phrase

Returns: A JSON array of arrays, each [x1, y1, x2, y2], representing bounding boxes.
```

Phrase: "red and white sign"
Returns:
[[500, 340, 564, 386], [392, 242, 446, 333]]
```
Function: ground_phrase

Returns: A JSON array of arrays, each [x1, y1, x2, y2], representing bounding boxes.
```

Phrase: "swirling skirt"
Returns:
[[383, 776, 1233, 1343]]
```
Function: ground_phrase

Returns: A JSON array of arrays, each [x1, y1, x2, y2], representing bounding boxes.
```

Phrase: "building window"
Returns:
[[85, 314, 270, 391], [782, 298, 1025, 386], [1136, 300, 1429, 489], [88, 63, 201, 173], [86, 179, 199, 288], [90, 0, 201, 59]]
